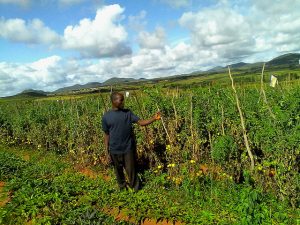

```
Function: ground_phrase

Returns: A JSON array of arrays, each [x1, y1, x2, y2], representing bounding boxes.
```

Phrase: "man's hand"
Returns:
[[154, 111, 161, 120], [138, 112, 161, 126]]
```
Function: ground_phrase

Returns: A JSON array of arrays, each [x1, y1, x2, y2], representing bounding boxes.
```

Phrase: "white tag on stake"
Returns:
[[270, 75, 278, 87]]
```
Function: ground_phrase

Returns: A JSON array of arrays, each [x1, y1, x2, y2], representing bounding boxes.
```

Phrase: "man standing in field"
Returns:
[[102, 92, 161, 191]]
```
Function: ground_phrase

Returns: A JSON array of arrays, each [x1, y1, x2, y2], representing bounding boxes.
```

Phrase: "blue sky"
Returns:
[[0, 0, 300, 96]]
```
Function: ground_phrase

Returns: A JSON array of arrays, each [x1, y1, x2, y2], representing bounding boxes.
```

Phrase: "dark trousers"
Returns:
[[110, 150, 140, 191]]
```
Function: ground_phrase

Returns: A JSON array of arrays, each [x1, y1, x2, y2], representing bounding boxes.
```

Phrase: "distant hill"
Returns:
[[53, 78, 139, 94], [229, 62, 249, 68], [206, 54, 299, 72], [54, 82, 102, 93], [21, 89, 48, 96], [4, 89, 48, 98], [208, 62, 256, 72], [208, 66, 224, 72], [266, 53, 300, 66], [102, 77, 137, 85]]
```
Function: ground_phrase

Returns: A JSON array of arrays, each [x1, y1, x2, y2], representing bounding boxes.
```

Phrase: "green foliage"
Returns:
[[0, 151, 27, 181], [211, 135, 237, 163]]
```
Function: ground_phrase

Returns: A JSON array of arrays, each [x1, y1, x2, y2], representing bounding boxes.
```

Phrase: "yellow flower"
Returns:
[[190, 160, 196, 164], [167, 163, 176, 168], [157, 165, 162, 169], [257, 165, 263, 171], [172, 177, 182, 185], [154, 170, 158, 173], [175, 178, 182, 185], [196, 171, 203, 177]]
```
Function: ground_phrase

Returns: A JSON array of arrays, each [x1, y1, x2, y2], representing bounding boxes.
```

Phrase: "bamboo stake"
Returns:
[[260, 63, 276, 119], [228, 67, 254, 170], [132, 91, 151, 150], [190, 94, 195, 154], [156, 103, 171, 143], [172, 93, 178, 129], [99, 93, 108, 112], [221, 104, 225, 136]]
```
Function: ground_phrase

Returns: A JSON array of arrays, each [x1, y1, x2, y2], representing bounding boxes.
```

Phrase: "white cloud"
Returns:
[[0, 56, 92, 96], [62, 4, 131, 58], [138, 27, 166, 49], [0, 18, 61, 45], [128, 10, 147, 31], [0, 4, 131, 58], [179, 7, 253, 60], [83, 40, 219, 80], [249, 0, 300, 53], [178, 0, 300, 62], [0, 56, 68, 97]]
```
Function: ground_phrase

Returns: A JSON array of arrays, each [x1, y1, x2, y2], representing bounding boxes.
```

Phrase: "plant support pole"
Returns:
[[156, 103, 172, 144], [228, 67, 255, 170], [260, 63, 276, 119]]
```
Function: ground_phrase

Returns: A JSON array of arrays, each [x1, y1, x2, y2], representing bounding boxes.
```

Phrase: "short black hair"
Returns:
[[110, 92, 124, 102]]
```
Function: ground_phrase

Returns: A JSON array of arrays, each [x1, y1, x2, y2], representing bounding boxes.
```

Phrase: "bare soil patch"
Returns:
[[0, 181, 11, 207]]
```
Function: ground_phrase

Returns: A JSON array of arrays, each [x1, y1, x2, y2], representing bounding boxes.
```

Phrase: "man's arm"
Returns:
[[137, 112, 161, 126]]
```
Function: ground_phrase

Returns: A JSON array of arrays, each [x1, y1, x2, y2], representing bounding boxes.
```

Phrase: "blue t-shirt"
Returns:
[[102, 109, 140, 154]]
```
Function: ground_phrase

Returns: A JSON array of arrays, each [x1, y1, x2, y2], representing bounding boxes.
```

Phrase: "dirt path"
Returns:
[[0, 181, 11, 207], [75, 166, 111, 181], [142, 219, 183, 225], [103, 207, 184, 225]]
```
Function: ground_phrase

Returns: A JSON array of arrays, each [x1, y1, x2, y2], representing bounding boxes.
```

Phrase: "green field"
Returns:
[[0, 68, 299, 224]]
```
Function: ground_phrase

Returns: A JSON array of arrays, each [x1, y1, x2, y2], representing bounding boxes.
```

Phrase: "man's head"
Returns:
[[110, 92, 124, 109]]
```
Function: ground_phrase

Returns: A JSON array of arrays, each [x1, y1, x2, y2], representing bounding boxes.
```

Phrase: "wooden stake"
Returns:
[[172, 93, 178, 129], [190, 94, 195, 153], [228, 67, 255, 170], [156, 103, 171, 143], [133, 91, 151, 149], [260, 63, 276, 119], [99, 93, 108, 112], [221, 104, 225, 136]]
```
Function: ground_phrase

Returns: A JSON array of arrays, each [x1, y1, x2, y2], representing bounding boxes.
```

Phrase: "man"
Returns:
[[102, 92, 161, 191]]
